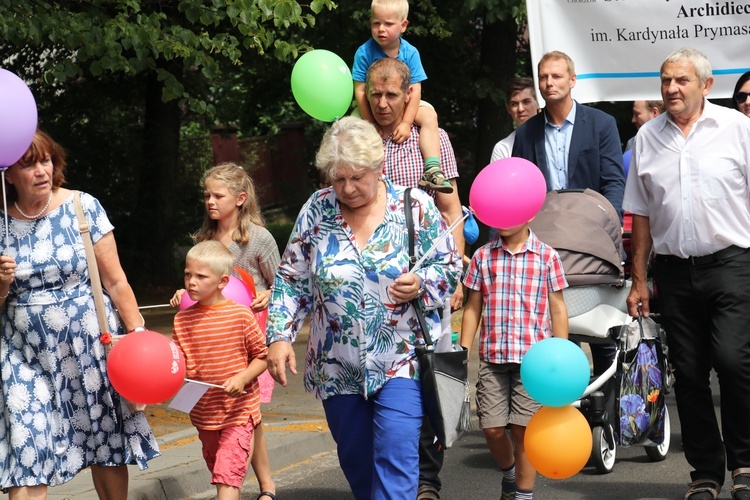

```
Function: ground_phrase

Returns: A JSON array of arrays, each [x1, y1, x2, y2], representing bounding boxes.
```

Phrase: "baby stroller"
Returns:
[[529, 189, 672, 474]]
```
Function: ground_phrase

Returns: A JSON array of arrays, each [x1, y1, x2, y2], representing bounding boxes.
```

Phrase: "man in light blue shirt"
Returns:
[[512, 51, 624, 222], [544, 103, 576, 191], [511, 51, 625, 381]]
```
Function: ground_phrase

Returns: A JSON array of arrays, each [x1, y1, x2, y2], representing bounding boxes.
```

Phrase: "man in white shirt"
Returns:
[[624, 47, 750, 500], [490, 77, 538, 161]]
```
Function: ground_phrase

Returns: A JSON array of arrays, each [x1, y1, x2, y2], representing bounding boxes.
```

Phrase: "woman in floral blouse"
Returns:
[[266, 117, 461, 499], [0, 131, 159, 498]]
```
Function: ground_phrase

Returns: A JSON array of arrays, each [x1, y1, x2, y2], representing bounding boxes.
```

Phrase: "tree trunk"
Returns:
[[474, 17, 519, 176], [136, 65, 181, 285]]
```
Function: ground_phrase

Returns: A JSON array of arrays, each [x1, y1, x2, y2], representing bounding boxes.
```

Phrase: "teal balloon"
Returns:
[[291, 50, 353, 122], [520, 338, 590, 407]]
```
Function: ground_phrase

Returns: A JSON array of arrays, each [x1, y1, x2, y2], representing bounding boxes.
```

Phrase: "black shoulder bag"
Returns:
[[405, 187, 471, 448]]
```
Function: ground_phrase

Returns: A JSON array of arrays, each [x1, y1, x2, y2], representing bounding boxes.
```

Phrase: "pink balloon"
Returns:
[[469, 158, 547, 229], [0, 69, 38, 169], [179, 275, 255, 310]]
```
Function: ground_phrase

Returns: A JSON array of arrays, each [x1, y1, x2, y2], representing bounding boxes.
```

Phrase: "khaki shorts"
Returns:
[[475, 361, 541, 429]]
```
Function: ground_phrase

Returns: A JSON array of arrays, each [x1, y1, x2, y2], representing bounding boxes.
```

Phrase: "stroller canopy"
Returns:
[[529, 189, 624, 287]]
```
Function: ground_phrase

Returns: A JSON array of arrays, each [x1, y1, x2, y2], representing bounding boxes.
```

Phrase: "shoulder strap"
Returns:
[[404, 188, 433, 346], [404, 188, 416, 264], [73, 192, 110, 336]]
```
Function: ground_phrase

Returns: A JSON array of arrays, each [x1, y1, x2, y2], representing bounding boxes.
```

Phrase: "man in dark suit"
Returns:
[[512, 50, 625, 222], [512, 50, 625, 378]]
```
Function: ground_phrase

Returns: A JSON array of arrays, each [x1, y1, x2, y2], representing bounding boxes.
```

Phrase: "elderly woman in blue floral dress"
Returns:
[[266, 116, 461, 499], [0, 131, 159, 499]]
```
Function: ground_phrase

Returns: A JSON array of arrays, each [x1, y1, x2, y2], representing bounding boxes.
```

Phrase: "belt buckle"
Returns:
[[689, 255, 698, 265]]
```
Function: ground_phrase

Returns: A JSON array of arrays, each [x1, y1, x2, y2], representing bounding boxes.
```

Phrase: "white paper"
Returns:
[[168, 381, 211, 413]]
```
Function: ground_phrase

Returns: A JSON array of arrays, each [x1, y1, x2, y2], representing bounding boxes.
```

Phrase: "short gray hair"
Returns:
[[366, 58, 411, 94], [661, 48, 712, 83], [315, 117, 384, 181]]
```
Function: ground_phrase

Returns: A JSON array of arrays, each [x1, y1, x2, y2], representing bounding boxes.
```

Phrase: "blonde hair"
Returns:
[[193, 162, 264, 245], [372, 0, 409, 21], [539, 51, 576, 76], [186, 240, 234, 278], [315, 117, 384, 181]]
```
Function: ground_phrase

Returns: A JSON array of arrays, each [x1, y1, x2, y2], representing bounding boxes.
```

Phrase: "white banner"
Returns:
[[526, 0, 750, 103]]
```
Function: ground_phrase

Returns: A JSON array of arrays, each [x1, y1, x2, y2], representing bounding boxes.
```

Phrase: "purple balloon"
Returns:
[[0, 69, 38, 169]]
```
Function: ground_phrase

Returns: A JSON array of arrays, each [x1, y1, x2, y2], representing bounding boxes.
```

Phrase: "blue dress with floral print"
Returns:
[[267, 180, 461, 400], [0, 192, 160, 489]]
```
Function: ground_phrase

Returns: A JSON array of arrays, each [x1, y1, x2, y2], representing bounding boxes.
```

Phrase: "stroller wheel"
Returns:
[[645, 406, 671, 462], [591, 424, 616, 474]]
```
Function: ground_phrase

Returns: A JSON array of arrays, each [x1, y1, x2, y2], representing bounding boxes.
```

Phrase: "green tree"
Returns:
[[0, 0, 335, 284]]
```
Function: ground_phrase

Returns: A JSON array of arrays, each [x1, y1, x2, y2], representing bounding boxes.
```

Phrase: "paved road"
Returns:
[[189, 375, 738, 500]]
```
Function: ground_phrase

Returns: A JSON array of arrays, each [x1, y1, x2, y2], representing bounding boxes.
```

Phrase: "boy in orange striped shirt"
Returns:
[[172, 241, 269, 500]]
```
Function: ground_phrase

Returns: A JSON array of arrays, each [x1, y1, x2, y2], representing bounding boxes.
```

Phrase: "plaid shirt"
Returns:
[[463, 230, 568, 364], [382, 125, 459, 193]]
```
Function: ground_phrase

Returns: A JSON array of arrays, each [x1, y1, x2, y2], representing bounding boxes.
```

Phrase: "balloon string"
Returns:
[[408, 208, 471, 275], [139, 304, 173, 310], [2, 170, 8, 251]]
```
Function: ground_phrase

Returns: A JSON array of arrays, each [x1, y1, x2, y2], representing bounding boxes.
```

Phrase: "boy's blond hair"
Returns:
[[186, 241, 234, 279], [371, 0, 409, 21]]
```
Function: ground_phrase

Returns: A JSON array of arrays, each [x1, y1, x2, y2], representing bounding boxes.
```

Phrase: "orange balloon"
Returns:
[[524, 405, 592, 479]]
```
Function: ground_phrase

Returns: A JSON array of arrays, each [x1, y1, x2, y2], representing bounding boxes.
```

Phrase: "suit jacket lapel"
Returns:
[[568, 101, 585, 185], [533, 115, 553, 191]]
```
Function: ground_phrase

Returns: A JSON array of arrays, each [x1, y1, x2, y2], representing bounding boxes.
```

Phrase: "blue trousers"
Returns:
[[323, 378, 422, 500], [654, 249, 750, 484]]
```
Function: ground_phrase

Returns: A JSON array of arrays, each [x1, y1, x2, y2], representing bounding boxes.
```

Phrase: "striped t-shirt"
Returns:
[[173, 300, 268, 430]]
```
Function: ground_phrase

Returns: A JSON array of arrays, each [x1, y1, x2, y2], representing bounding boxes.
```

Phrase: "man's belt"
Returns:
[[655, 245, 749, 266]]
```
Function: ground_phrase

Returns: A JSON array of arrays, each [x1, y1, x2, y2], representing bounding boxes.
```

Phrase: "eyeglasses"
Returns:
[[734, 91, 750, 104]]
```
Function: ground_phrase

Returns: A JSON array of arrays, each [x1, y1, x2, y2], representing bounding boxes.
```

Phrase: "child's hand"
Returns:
[[223, 374, 248, 397], [170, 289, 185, 308], [251, 289, 271, 312], [393, 122, 412, 144]]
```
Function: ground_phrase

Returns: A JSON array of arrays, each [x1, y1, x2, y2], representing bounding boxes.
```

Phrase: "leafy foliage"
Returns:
[[0, 0, 336, 113], [0, 0, 536, 287]]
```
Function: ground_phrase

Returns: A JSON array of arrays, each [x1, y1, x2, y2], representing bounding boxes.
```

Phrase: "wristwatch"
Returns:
[[130, 326, 146, 332]]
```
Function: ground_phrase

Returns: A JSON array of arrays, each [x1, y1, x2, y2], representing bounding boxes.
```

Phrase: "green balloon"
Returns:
[[291, 50, 353, 122]]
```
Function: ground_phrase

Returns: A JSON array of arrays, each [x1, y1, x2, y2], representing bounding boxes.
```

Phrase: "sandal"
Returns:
[[257, 492, 277, 500], [685, 479, 720, 500], [732, 468, 750, 500], [419, 166, 454, 194]]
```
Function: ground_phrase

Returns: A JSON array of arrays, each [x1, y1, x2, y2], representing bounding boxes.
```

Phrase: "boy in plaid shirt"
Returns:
[[460, 220, 568, 500]]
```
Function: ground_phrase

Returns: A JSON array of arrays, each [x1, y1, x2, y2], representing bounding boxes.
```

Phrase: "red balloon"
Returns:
[[108, 330, 186, 404], [469, 158, 547, 229], [179, 275, 255, 310]]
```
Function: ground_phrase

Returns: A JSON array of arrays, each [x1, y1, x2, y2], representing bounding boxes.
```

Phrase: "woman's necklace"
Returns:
[[15, 192, 53, 220]]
